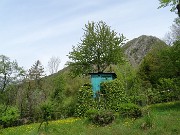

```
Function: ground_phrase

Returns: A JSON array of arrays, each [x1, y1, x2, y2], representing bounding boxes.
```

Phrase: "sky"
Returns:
[[0, 0, 177, 74]]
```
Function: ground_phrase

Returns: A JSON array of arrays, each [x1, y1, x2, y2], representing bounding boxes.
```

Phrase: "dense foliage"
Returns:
[[138, 41, 180, 103], [75, 84, 94, 117], [116, 103, 142, 118], [0, 105, 20, 128], [67, 21, 126, 76], [75, 78, 143, 125], [86, 109, 115, 126], [100, 79, 129, 110]]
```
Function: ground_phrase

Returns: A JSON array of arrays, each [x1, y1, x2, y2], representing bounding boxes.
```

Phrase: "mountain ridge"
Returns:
[[122, 35, 167, 67]]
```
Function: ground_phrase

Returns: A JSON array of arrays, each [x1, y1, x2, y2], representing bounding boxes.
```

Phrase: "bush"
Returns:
[[40, 101, 53, 122], [0, 105, 20, 128], [58, 98, 77, 118], [117, 103, 142, 118], [86, 109, 115, 126], [75, 84, 94, 117], [156, 78, 180, 102], [85, 109, 99, 121], [100, 79, 129, 110]]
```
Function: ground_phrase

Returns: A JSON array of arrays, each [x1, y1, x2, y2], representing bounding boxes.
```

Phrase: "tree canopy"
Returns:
[[0, 55, 24, 92], [138, 41, 179, 85], [67, 21, 126, 76]]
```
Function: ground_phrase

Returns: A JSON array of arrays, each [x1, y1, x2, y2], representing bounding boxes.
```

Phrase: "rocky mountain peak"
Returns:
[[123, 35, 166, 67]]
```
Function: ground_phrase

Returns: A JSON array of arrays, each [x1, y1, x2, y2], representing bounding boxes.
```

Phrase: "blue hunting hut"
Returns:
[[89, 72, 117, 97]]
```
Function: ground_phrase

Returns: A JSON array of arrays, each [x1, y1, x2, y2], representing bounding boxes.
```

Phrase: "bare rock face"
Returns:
[[122, 35, 166, 67]]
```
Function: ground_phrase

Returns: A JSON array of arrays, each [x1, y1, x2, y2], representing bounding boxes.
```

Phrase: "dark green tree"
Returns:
[[51, 74, 65, 105], [165, 41, 180, 78], [28, 60, 45, 89], [25, 60, 46, 119], [138, 41, 179, 86], [138, 41, 180, 103], [67, 21, 126, 76], [138, 42, 168, 85]]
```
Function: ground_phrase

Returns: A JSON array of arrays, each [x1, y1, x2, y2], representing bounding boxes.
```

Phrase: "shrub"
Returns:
[[85, 109, 99, 121], [156, 78, 180, 102], [38, 101, 54, 131], [40, 101, 53, 122], [117, 103, 142, 118], [58, 98, 77, 118], [0, 105, 20, 128], [75, 84, 94, 117], [86, 109, 115, 126], [100, 79, 129, 110]]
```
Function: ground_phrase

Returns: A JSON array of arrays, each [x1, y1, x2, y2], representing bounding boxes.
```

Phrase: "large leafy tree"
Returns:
[[0, 55, 24, 92], [67, 21, 126, 76], [0, 55, 24, 115]]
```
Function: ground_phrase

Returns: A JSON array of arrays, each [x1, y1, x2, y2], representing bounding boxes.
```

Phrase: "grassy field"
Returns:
[[0, 101, 179, 135]]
